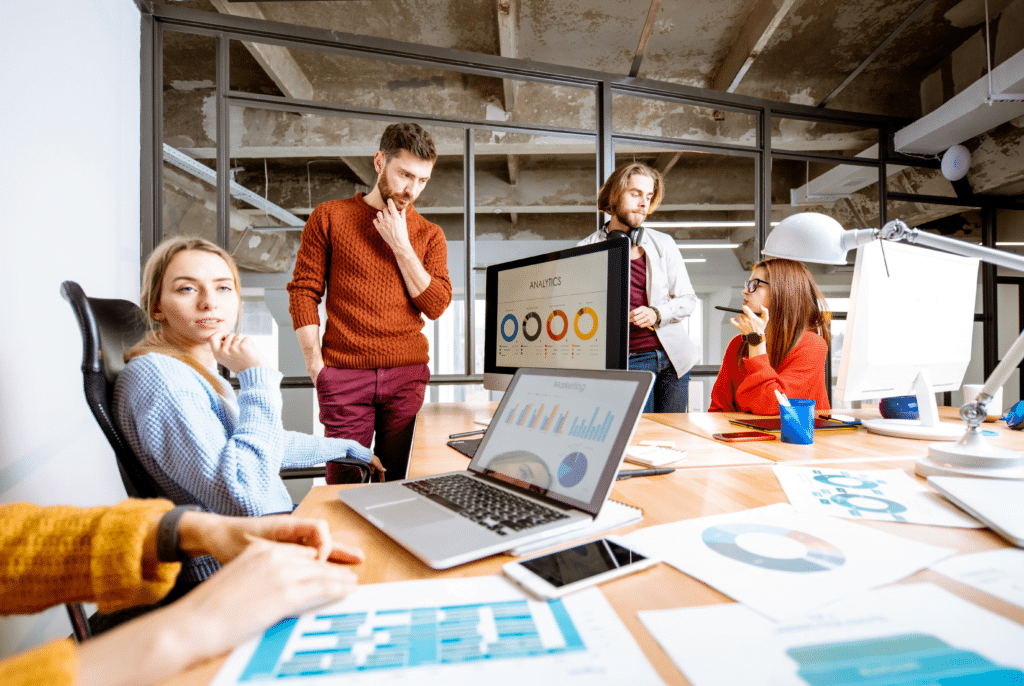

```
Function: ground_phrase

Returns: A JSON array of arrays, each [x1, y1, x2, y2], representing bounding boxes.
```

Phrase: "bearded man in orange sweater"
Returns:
[[288, 123, 452, 479]]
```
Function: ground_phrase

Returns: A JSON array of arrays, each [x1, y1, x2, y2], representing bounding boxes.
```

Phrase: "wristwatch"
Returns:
[[744, 332, 764, 346], [156, 505, 201, 562]]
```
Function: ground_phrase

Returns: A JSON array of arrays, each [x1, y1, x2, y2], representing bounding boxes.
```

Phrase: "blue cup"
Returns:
[[780, 399, 815, 445]]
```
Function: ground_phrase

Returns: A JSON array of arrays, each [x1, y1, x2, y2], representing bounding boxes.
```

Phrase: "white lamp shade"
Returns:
[[763, 213, 851, 264]]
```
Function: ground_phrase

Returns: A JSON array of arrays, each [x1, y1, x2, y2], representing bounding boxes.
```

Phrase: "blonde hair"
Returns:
[[126, 237, 241, 395]]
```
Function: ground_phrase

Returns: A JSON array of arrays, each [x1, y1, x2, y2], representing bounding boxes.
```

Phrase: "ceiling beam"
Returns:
[[496, 0, 519, 112], [710, 0, 797, 93], [507, 153, 520, 185], [654, 151, 683, 176], [209, 0, 315, 101], [340, 156, 377, 187], [818, 0, 937, 107], [629, 0, 662, 78]]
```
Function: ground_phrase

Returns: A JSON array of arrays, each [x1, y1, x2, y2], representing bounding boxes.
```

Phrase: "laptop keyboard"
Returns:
[[403, 474, 569, 536]]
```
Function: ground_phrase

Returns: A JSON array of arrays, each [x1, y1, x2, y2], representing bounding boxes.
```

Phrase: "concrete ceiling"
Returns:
[[154, 0, 1024, 273]]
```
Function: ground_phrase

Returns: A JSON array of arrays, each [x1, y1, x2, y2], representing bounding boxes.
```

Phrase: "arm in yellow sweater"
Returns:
[[0, 502, 367, 686]]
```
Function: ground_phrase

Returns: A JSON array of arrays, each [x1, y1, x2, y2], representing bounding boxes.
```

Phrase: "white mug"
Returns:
[[962, 383, 1003, 422]]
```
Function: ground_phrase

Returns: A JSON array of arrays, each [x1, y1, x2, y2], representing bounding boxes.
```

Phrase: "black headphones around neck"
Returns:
[[604, 222, 645, 247]]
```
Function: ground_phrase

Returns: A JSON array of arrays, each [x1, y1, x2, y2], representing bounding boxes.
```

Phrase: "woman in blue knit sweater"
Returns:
[[115, 238, 381, 534]]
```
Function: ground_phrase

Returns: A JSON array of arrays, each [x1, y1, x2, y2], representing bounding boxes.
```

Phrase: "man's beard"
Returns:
[[614, 202, 646, 229], [377, 173, 414, 210]]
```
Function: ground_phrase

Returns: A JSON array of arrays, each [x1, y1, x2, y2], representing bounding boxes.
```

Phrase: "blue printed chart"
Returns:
[[639, 583, 1024, 686], [211, 577, 662, 686], [623, 503, 954, 621], [773, 466, 983, 528]]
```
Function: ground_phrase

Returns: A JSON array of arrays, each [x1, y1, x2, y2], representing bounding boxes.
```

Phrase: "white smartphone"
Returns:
[[502, 536, 658, 599]]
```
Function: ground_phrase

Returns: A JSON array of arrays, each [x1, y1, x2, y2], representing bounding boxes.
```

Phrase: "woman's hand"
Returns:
[[76, 539, 360, 686], [177, 511, 366, 564], [209, 332, 268, 373], [730, 305, 769, 336], [369, 454, 387, 482]]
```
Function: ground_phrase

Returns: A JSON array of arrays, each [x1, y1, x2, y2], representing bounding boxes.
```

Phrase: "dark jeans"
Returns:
[[628, 350, 689, 413]]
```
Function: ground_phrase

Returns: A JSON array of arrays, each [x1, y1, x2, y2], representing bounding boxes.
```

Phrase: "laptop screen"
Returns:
[[469, 368, 653, 516]]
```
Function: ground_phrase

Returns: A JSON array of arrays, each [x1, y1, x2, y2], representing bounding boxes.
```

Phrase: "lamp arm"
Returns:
[[840, 228, 880, 252], [882, 219, 1024, 272], [876, 219, 1024, 427], [961, 329, 1024, 425]]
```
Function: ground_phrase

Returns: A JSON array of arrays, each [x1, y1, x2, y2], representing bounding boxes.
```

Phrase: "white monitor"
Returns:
[[483, 240, 630, 392], [835, 239, 979, 440]]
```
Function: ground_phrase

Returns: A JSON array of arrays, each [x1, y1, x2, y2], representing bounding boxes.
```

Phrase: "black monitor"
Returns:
[[483, 239, 630, 392]]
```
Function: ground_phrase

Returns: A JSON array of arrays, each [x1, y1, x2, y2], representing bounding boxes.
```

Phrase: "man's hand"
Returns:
[[295, 325, 326, 385], [629, 306, 658, 329], [307, 359, 325, 385], [372, 199, 412, 253]]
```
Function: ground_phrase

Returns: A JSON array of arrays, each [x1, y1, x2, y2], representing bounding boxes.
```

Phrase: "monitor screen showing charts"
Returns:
[[483, 240, 630, 392]]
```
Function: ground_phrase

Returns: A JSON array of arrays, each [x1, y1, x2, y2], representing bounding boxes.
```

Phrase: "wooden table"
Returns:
[[162, 408, 1024, 686], [649, 407, 1024, 464]]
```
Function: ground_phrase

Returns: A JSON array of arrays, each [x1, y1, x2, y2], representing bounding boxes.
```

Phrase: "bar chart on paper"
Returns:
[[236, 598, 583, 681], [211, 578, 663, 686]]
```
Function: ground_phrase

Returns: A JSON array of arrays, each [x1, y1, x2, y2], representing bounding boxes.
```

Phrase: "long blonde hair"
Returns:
[[126, 237, 241, 396]]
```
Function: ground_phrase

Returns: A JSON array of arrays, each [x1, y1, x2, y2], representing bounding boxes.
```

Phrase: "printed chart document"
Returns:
[[211, 576, 663, 686], [622, 503, 953, 621], [638, 583, 1024, 686], [774, 466, 982, 528], [931, 548, 1024, 609]]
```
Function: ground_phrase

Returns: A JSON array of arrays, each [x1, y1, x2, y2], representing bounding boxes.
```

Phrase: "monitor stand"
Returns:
[[861, 371, 964, 441]]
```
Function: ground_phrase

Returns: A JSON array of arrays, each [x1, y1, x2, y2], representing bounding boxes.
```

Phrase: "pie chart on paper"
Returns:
[[558, 452, 588, 488]]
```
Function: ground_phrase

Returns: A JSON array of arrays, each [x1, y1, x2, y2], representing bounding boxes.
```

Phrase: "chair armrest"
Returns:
[[280, 466, 327, 480], [324, 458, 372, 484]]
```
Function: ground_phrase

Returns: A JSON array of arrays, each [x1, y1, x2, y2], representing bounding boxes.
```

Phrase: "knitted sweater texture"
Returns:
[[115, 353, 370, 519], [0, 499, 179, 686], [710, 331, 831, 415], [287, 195, 452, 369]]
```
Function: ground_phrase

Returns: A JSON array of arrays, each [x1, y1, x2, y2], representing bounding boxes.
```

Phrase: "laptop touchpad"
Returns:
[[370, 498, 456, 527]]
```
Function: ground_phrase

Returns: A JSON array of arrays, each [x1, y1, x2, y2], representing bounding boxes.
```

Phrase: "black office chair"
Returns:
[[61, 281, 166, 499]]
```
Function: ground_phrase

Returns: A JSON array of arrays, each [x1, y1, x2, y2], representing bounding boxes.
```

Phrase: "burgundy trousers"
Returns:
[[316, 363, 429, 479]]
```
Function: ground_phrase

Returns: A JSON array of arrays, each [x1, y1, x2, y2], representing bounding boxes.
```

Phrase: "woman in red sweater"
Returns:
[[710, 258, 831, 415]]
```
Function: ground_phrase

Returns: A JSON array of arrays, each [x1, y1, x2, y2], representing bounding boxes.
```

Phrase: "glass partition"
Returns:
[[162, 30, 218, 242]]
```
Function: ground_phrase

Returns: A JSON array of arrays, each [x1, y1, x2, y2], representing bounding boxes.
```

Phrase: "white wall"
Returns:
[[0, 0, 141, 658]]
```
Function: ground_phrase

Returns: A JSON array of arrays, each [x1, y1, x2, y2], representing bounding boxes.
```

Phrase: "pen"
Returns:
[[616, 467, 676, 480], [448, 429, 486, 439], [714, 305, 744, 314]]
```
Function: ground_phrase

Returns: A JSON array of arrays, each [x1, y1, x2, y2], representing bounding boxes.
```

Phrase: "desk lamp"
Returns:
[[763, 212, 1024, 480]]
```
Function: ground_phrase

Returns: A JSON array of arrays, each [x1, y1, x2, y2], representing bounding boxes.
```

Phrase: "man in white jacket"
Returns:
[[578, 162, 698, 412]]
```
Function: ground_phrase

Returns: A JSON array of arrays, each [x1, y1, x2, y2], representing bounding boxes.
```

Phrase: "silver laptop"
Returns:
[[928, 476, 1024, 548], [338, 367, 654, 569]]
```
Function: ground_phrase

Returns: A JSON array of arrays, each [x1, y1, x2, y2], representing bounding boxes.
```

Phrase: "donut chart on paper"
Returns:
[[574, 307, 599, 340], [701, 523, 846, 573], [830, 493, 908, 515], [522, 312, 542, 341], [813, 474, 880, 490], [547, 310, 569, 341], [557, 452, 588, 488], [500, 314, 519, 342]]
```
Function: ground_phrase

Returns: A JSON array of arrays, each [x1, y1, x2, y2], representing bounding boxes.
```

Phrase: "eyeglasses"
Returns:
[[743, 277, 770, 293]]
